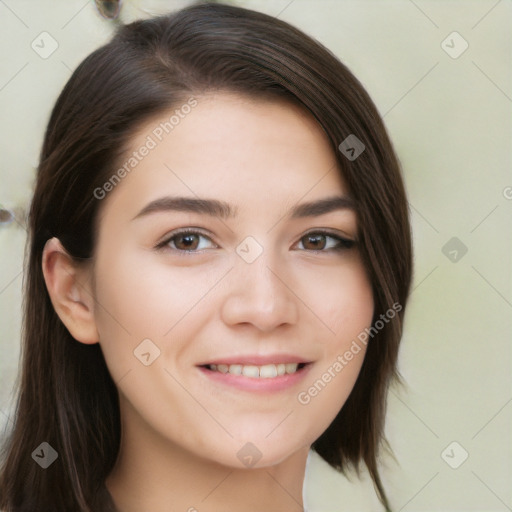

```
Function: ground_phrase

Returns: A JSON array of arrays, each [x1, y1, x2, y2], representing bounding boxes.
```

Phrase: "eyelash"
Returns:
[[155, 228, 356, 255]]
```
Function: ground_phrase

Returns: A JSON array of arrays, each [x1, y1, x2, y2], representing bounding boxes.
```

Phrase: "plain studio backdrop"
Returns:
[[0, 1, 510, 511]]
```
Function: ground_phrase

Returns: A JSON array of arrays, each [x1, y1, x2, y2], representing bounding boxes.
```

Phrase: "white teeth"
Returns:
[[229, 364, 242, 375], [207, 362, 303, 378], [285, 363, 298, 374], [242, 365, 259, 378], [259, 364, 278, 378]]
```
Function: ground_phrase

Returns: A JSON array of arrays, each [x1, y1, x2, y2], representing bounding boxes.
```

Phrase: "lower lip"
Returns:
[[197, 364, 313, 393]]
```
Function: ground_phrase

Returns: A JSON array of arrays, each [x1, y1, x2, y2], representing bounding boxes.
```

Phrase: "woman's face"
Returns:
[[91, 93, 374, 468]]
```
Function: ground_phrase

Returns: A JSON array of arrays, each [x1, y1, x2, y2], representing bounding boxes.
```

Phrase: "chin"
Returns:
[[222, 436, 309, 470]]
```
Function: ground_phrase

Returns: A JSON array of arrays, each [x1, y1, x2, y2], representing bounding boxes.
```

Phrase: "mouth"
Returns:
[[200, 362, 309, 379], [197, 357, 313, 393]]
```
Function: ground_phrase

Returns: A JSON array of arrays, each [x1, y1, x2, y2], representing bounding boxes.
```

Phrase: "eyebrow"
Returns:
[[132, 194, 355, 221]]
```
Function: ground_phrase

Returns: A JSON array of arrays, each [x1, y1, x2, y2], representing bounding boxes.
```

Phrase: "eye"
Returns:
[[296, 231, 355, 252], [156, 229, 217, 252]]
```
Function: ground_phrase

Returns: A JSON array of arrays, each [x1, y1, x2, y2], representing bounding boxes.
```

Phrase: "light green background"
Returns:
[[0, 1, 511, 510]]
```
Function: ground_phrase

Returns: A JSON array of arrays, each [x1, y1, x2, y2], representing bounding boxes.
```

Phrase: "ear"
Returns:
[[42, 237, 99, 344]]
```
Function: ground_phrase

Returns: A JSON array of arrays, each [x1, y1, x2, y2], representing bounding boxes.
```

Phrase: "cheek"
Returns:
[[328, 271, 374, 341], [90, 247, 222, 375], [89, 247, 166, 377], [295, 255, 374, 342], [291, 258, 373, 435]]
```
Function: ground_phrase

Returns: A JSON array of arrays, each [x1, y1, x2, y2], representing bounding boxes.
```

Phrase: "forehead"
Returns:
[[99, 92, 348, 221]]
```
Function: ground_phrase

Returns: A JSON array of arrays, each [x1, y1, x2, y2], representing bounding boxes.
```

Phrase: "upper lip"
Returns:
[[197, 354, 311, 366]]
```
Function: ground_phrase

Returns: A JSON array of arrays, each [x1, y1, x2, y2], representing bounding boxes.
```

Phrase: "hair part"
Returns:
[[0, 3, 411, 511]]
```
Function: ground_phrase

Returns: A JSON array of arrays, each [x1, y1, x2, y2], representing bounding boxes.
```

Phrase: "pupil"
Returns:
[[179, 234, 197, 249], [307, 234, 325, 250]]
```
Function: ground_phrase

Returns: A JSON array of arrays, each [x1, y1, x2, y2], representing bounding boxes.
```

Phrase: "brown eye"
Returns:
[[173, 233, 200, 250], [302, 233, 327, 250], [157, 230, 217, 253], [297, 232, 355, 252]]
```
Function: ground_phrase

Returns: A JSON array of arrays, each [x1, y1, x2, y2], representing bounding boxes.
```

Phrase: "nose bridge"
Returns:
[[244, 254, 283, 301], [220, 244, 299, 330]]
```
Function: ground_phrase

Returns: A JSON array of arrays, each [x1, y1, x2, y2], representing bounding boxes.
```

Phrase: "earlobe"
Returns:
[[42, 237, 99, 345]]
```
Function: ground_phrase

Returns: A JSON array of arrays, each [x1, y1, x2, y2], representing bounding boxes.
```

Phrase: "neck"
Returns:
[[105, 400, 309, 512]]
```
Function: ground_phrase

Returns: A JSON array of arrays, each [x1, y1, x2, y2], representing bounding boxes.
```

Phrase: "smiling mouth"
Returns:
[[201, 362, 309, 379]]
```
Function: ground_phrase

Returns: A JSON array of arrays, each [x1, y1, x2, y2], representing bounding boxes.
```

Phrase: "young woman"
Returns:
[[0, 3, 412, 511]]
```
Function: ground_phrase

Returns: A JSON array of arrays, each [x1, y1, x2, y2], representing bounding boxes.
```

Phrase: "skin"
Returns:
[[42, 93, 374, 512]]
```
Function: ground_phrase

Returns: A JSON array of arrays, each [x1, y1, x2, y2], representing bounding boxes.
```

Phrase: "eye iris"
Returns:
[[175, 233, 199, 250], [304, 234, 326, 250]]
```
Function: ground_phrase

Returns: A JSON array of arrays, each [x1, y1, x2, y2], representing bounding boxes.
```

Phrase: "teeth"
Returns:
[[229, 364, 242, 375], [242, 365, 259, 378], [217, 364, 229, 374], [285, 363, 298, 374], [259, 364, 278, 378], [207, 362, 301, 378]]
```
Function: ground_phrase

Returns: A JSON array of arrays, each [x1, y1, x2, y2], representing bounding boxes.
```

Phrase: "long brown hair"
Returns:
[[0, 3, 412, 511]]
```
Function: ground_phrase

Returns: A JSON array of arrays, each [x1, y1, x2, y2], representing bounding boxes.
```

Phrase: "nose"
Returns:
[[220, 253, 299, 333]]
